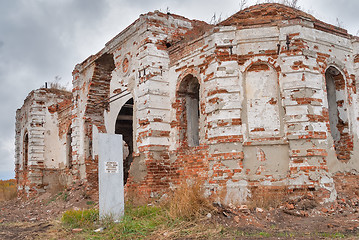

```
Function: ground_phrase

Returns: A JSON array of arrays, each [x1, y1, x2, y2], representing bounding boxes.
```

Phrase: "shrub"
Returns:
[[0, 179, 17, 201], [167, 181, 214, 220]]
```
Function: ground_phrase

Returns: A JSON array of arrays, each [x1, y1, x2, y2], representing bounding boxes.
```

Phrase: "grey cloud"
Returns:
[[0, 0, 112, 179], [0, 136, 15, 180]]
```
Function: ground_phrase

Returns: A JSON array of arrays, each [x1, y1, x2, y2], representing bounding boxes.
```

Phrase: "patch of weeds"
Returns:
[[258, 231, 271, 237], [234, 230, 250, 237], [332, 232, 346, 238], [83, 204, 172, 240], [316, 232, 346, 238], [86, 201, 95, 206], [62, 208, 99, 229], [277, 231, 296, 238], [270, 224, 277, 229], [47, 192, 63, 205], [119, 205, 168, 235], [62, 192, 69, 202]]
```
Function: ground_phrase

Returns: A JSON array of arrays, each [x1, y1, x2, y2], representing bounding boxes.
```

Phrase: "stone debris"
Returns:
[[255, 207, 264, 213], [72, 228, 83, 233]]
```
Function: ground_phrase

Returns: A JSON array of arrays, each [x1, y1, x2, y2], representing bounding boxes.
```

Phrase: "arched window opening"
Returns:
[[178, 75, 200, 147], [23, 132, 29, 170], [244, 63, 282, 139], [115, 98, 133, 185], [325, 66, 351, 162], [66, 126, 73, 168]]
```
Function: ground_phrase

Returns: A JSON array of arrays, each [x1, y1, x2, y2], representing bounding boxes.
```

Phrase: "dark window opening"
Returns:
[[23, 132, 29, 170], [66, 126, 73, 169], [115, 98, 133, 185]]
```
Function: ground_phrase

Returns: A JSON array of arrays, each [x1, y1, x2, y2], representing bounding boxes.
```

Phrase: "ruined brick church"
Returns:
[[15, 3, 359, 203]]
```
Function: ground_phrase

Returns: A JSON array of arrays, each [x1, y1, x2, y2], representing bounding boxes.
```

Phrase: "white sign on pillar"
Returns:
[[98, 133, 124, 221]]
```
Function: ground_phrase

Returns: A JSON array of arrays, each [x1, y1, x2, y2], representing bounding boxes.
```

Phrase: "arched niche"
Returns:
[[177, 74, 200, 147], [325, 66, 352, 162]]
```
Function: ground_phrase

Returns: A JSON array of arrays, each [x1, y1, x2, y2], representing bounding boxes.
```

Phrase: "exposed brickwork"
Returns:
[[16, 4, 359, 204], [15, 88, 72, 196], [219, 3, 349, 38]]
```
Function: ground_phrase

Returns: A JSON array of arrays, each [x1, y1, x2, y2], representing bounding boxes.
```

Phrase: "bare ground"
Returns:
[[0, 182, 94, 240], [1, 180, 359, 239]]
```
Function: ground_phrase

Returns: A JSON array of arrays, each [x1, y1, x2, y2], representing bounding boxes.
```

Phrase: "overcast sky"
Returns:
[[0, 0, 358, 180]]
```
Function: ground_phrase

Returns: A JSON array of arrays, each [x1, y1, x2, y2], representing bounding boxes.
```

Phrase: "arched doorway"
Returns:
[[325, 66, 351, 162], [115, 98, 133, 184]]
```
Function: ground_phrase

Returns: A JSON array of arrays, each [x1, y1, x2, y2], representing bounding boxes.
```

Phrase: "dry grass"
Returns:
[[167, 181, 214, 220], [57, 182, 219, 239], [125, 187, 151, 207], [247, 186, 289, 209], [0, 179, 17, 201]]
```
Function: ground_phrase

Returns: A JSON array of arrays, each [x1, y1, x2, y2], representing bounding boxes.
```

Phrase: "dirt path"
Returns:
[[0, 222, 54, 240]]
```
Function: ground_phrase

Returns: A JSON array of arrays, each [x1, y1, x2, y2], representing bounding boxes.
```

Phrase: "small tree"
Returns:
[[209, 12, 222, 25], [254, 0, 301, 10], [282, 0, 299, 9], [239, 0, 248, 10], [336, 17, 344, 28]]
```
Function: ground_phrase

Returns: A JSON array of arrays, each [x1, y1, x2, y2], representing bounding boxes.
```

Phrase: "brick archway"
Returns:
[[115, 98, 134, 184]]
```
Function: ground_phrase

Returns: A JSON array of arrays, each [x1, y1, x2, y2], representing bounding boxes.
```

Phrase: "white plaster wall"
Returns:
[[244, 66, 281, 138], [43, 110, 66, 169]]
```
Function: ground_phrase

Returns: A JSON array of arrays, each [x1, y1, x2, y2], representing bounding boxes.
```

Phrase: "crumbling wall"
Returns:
[[72, 63, 96, 183], [18, 4, 359, 204], [72, 5, 357, 204], [15, 93, 33, 195], [72, 11, 209, 197], [72, 15, 147, 195], [124, 12, 211, 197], [163, 4, 359, 204], [15, 88, 72, 196]]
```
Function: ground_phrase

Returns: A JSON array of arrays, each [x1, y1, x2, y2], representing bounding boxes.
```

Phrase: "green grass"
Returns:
[[316, 232, 346, 238], [62, 192, 69, 202], [59, 204, 358, 240], [259, 231, 271, 237], [106, 204, 172, 239], [61, 204, 174, 239], [62, 208, 99, 229], [46, 192, 63, 205]]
